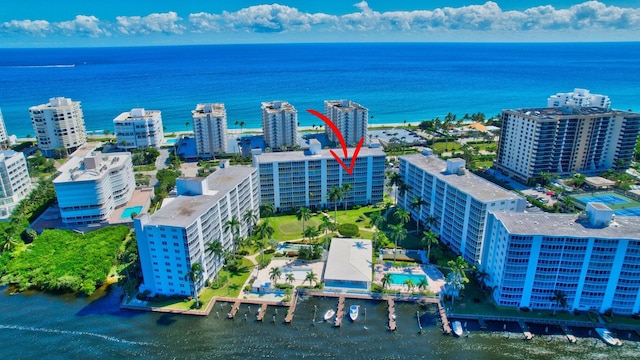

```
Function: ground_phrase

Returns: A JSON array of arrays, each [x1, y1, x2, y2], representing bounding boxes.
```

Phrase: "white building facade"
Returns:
[[398, 151, 526, 265], [0, 109, 8, 148], [0, 150, 32, 219], [253, 140, 385, 211], [261, 101, 297, 150], [113, 108, 164, 150], [324, 100, 369, 146], [29, 97, 87, 158], [192, 103, 228, 158], [547, 88, 611, 109], [53, 151, 135, 226], [134, 165, 260, 296], [483, 203, 640, 315]]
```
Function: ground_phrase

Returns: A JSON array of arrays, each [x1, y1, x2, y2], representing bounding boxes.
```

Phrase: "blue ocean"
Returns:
[[0, 42, 639, 138]]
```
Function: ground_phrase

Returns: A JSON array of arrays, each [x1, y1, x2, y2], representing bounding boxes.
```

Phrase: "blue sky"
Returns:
[[1, 1, 639, 47]]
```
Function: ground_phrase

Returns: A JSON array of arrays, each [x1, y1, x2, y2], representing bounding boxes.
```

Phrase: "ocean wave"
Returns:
[[0, 324, 154, 346], [2, 64, 76, 69]]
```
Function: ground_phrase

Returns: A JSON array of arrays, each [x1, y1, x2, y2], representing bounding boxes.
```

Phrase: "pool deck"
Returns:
[[374, 264, 446, 295]]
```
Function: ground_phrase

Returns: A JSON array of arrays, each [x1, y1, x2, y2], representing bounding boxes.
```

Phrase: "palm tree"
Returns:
[[368, 211, 384, 249], [394, 208, 410, 226], [235, 120, 246, 135], [260, 202, 275, 219], [397, 182, 410, 205], [421, 230, 438, 264], [255, 220, 275, 262], [205, 240, 224, 287], [1, 234, 18, 253], [286, 273, 295, 286], [304, 270, 318, 287], [474, 269, 490, 290], [224, 216, 241, 252], [185, 262, 204, 308], [417, 278, 428, 293], [404, 278, 415, 293], [185, 121, 190, 132], [388, 224, 407, 262], [387, 172, 401, 204], [243, 209, 258, 235], [296, 207, 312, 240], [447, 256, 470, 283], [318, 216, 335, 249], [326, 186, 344, 226], [303, 227, 319, 243], [341, 182, 352, 214], [269, 267, 282, 286], [381, 273, 392, 290], [550, 289, 568, 315], [446, 271, 465, 308], [409, 196, 428, 230]]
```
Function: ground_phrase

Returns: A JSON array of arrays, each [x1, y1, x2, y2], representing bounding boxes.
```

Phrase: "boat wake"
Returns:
[[3, 64, 76, 69], [0, 324, 154, 346]]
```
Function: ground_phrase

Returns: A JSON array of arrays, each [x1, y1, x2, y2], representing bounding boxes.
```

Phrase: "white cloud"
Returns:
[[116, 12, 185, 35], [0, 19, 51, 36], [56, 15, 108, 37]]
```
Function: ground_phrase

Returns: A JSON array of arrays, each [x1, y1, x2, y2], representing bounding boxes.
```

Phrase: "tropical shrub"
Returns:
[[337, 223, 359, 237]]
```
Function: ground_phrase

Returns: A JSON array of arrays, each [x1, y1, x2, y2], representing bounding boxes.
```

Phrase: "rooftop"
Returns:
[[114, 108, 161, 121], [491, 211, 640, 239], [400, 153, 523, 203], [54, 151, 130, 183], [506, 107, 638, 118], [262, 101, 296, 113], [325, 99, 367, 111], [324, 238, 372, 283], [253, 145, 385, 163], [145, 165, 256, 227], [192, 103, 226, 117]]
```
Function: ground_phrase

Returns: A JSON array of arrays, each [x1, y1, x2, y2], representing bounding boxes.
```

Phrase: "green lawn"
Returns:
[[431, 141, 461, 152], [268, 214, 324, 241]]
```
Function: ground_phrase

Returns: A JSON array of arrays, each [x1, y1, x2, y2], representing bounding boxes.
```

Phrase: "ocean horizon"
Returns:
[[0, 42, 639, 139]]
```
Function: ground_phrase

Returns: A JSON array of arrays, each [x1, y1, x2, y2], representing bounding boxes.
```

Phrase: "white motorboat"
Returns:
[[452, 321, 464, 337], [324, 309, 335, 321], [349, 305, 359, 321], [595, 328, 623, 346]]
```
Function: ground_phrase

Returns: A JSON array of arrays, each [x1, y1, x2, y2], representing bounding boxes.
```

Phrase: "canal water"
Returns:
[[1, 286, 638, 359]]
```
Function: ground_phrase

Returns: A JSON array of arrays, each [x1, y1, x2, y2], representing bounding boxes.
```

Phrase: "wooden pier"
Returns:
[[560, 325, 577, 343], [518, 320, 534, 340], [256, 303, 269, 321], [228, 300, 241, 319], [436, 301, 451, 334], [387, 299, 397, 331], [334, 296, 345, 327], [284, 292, 297, 324]]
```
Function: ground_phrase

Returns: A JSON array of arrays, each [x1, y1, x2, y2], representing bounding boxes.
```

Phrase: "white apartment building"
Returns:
[[324, 100, 369, 146], [253, 140, 385, 211], [483, 203, 640, 315], [547, 88, 611, 109], [0, 109, 8, 148], [53, 151, 135, 226], [134, 164, 260, 296], [398, 151, 526, 265], [495, 107, 640, 184], [113, 108, 164, 150], [29, 97, 87, 158], [261, 101, 297, 150], [192, 103, 227, 158], [0, 150, 32, 219]]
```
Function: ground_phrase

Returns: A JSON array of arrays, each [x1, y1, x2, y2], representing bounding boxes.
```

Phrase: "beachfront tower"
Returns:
[[113, 108, 164, 150], [0, 150, 32, 219], [29, 97, 87, 158], [261, 101, 298, 150], [547, 88, 611, 110], [135, 163, 260, 297], [192, 103, 228, 158], [0, 109, 9, 149], [324, 100, 369, 146]]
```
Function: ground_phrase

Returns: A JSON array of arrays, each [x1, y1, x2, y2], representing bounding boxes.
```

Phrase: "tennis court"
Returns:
[[614, 208, 640, 216], [573, 193, 629, 205], [571, 191, 640, 217]]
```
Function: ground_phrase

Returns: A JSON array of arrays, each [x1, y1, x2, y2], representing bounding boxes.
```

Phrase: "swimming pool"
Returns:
[[121, 206, 143, 219], [388, 272, 427, 285], [165, 138, 178, 145]]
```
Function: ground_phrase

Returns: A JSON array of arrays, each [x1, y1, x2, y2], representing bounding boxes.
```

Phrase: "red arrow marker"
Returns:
[[307, 109, 364, 175]]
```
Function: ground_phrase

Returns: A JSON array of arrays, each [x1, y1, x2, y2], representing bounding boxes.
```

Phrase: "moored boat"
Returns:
[[595, 328, 623, 346], [324, 309, 335, 321], [452, 321, 464, 337], [349, 305, 359, 321]]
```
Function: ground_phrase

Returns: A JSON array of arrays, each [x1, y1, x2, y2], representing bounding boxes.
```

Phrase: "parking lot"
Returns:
[[521, 187, 558, 208]]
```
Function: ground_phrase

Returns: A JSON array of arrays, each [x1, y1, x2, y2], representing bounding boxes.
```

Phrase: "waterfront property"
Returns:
[[29, 97, 88, 158], [398, 151, 526, 265], [324, 99, 369, 146], [192, 103, 228, 158], [482, 202, 640, 315], [323, 238, 373, 293], [252, 139, 385, 211], [134, 163, 260, 297], [0, 150, 32, 219], [53, 151, 135, 226], [0, 109, 8, 147], [261, 101, 298, 150], [113, 108, 164, 150]]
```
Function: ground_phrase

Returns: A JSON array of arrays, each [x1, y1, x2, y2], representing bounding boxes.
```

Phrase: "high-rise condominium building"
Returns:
[[0, 150, 32, 219], [483, 203, 640, 315], [253, 140, 385, 212], [192, 103, 228, 158], [547, 88, 611, 109], [29, 97, 87, 158], [398, 151, 526, 265], [0, 109, 8, 148], [134, 164, 260, 296], [324, 100, 369, 146], [53, 151, 135, 226], [261, 101, 297, 150], [495, 106, 640, 184], [113, 108, 164, 150]]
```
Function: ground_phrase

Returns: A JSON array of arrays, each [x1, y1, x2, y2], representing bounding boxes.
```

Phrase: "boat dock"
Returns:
[[560, 325, 577, 343], [478, 318, 488, 330], [228, 300, 241, 319], [334, 296, 345, 327], [284, 291, 298, 324], [387, 299, 397, 331], [256, 303, 269, 321], [518, 320, 534, 340]]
